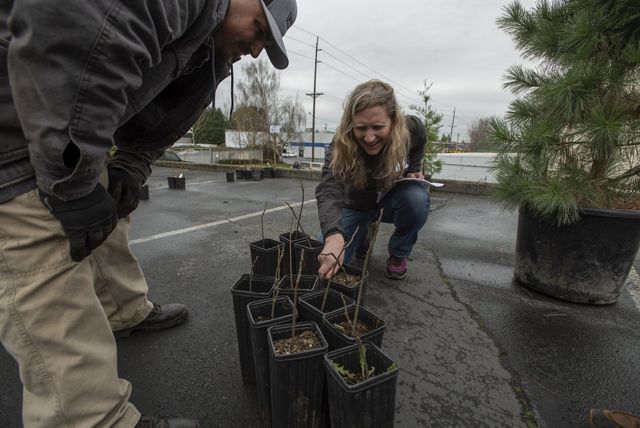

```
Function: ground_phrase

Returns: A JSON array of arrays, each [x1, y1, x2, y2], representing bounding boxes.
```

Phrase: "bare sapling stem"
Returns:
[[271, 246, 284, 319], [297, 180, 304, 233], [260, 201, 267, 242], [319, 225, 360, 311], [284, 201, 307, 236], [352, 210, 384, 336], [249, 255, 259, 293], [291, 249, 305, 339], [340, 293, 352, 327]]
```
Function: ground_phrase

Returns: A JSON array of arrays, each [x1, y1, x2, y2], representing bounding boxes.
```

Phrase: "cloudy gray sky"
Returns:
[[216, 0, 537, 140]]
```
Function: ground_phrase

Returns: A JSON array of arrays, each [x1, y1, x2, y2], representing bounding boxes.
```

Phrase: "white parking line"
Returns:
[[129, 199, 317, 246]]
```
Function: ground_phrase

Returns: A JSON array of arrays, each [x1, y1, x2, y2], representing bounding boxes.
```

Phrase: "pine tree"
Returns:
[[490, 0, 640, 225]]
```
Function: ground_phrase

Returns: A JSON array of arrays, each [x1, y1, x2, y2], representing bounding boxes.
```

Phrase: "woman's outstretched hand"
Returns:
[[318, 233, 345, 279]]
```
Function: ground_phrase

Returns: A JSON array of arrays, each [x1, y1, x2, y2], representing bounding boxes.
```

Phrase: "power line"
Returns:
[[288, 50, 315, 61], [319, 61, 362, 83], [291, 26, 478, 117], [286, 35, 316, 49]]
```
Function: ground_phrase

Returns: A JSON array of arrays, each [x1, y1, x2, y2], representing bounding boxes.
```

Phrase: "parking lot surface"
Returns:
[[1, 166, 639, 427]]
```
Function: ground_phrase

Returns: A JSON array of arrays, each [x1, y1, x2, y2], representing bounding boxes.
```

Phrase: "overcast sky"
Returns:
[[215, 0, 537, 140]]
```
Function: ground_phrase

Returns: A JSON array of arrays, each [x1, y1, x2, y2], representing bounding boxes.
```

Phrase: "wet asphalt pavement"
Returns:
[[1, 166, 639, 427]]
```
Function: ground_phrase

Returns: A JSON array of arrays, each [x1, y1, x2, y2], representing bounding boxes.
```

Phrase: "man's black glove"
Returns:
[[108, 167, 141, 219], [39, 184, 118, 262]]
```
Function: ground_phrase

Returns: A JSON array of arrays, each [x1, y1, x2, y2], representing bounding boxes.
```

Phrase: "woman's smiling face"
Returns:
[[352, 105, 392, 156]]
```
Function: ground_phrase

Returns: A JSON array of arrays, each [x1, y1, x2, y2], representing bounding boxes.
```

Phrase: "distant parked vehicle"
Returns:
[[159, 150, 183, 162], [281, 151, 297, 158]]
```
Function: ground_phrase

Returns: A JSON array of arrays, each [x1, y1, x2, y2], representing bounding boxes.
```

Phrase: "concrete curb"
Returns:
[[154, 160, 496, 196]]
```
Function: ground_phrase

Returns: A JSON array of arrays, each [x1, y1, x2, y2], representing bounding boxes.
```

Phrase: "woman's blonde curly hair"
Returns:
[[330, 79, 409, 191]]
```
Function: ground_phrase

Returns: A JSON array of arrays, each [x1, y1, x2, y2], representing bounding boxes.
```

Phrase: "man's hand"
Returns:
[[39, 184, 118, 262], [108, 167, 141, 219], [405, 171, 425, 179], [318, 233, 345, 279]]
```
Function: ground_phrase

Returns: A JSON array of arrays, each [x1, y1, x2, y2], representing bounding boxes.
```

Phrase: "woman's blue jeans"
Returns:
[[340, 182, 430, 264]]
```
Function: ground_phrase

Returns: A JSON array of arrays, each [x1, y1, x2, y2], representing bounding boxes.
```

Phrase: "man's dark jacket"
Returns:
[[315, 115, 427, 239], [0, 0, 230, 203]]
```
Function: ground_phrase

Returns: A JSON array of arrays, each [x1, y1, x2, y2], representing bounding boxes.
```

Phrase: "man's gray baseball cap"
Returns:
[[261, 0, 297, 69]]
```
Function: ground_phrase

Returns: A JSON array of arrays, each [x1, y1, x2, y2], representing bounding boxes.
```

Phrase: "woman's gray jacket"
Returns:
[[0, 0, 229, 203], [315, 115, 427, 239]]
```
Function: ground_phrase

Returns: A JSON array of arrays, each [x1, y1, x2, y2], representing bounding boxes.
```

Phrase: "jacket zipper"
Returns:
[[0, 173, 33, 191]]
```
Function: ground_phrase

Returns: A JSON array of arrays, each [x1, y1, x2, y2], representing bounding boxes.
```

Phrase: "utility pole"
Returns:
[[449, 107, 456, 143], [306, 36, 323, 162]]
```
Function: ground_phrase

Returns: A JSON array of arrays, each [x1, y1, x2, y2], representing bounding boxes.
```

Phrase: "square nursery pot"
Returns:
[[242, 169, 253, 180], [250, 238, 285, 278], [235, 169, 244, 180], [327, 264, 369, 304], [279, 231, 309, 278], [267, 321, 328, 428], [323, 342, 399, 428], [322, 305, 386, 351], [230, 275, 275, 385], [226, 171, 235, 182], [252, 169, 262, 181], [299, 289, 355, 338], [248, 296, 296, 427], [275, 275, 318, 300], [138, 184, 149, 200], [167, 175, 185, 189], [262, 167, 274, 178], [293, 237, 325, 276]]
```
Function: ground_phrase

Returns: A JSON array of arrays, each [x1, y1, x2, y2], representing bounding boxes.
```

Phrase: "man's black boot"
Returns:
[[114, 303, 189, 338], [135, 415, 199, 428]]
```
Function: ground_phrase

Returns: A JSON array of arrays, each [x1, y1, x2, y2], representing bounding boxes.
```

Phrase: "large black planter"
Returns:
[[323, 306, 386, 351], [514, 205, 640, 304], [267, 322, 328, 428], [230, 275, 275, 385], [248, 296, 296, 427], [250, 238, 285, 278], [323, 342, 399, 428], [328, 264, 369, 303], [293, 237, 324, 276], [226, 171, 235, 182], [279, 231, 309, 278]]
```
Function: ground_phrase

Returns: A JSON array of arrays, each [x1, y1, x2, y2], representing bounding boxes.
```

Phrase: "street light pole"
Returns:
[[306, 36, 323, 162]]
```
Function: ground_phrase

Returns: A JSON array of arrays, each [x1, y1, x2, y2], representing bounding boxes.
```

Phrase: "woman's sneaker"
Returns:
[[385, 256, 408, 280]]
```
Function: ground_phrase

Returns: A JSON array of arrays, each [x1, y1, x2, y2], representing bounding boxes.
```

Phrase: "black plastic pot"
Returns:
[[299, 289, 355, 336], [250, 238, 285, 278], [248, 296, 296, 427], [279, 231, 309, 278], [514, 205, 640, 304], [167, 176, 185, 189], [236, 169, 243, 180], [328, 264, 369, 303], [323, 342, 399, 428], [230, 275, 275, 385], [252, 170, 262, 181], [322, 305, 386, 351], [138, 184, 149, 200], [267, 322, 328, 428], [226, 171, 235, 182], [242, 169, 253, 180], [293, 237, 324, 276], [275, 275, 318, 300]]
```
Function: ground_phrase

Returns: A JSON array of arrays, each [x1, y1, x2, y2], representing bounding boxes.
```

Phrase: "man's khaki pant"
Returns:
[[0, 189, 153, 427]]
